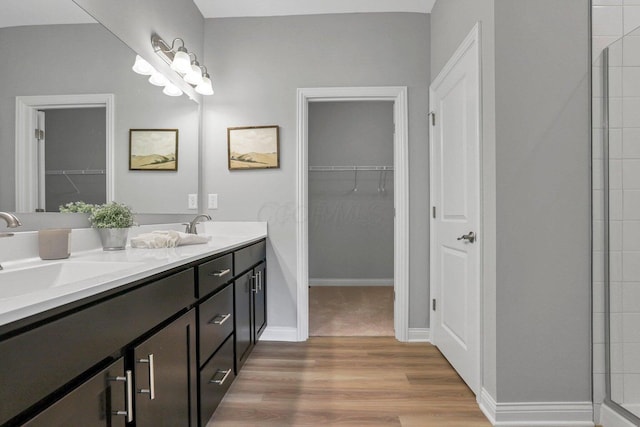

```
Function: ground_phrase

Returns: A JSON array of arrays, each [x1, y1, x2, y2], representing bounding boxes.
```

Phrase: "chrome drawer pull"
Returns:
[[209, 268, 231, 278], [209, 368, 232, 386], [137, 354, 155, 400], [109, 370, 133, 422], [209, 313, 231, 325]]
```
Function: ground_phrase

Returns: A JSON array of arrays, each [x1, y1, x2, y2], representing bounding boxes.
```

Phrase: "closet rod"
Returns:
[[309, 165, 394, 172], [45, 169, 105, 176]]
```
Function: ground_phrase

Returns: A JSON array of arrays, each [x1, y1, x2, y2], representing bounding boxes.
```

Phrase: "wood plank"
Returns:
[[208, 337, 491, 426]]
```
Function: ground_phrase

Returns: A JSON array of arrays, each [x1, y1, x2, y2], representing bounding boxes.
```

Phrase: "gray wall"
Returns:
[[308, 101, 394, 282], [202, 13, 430, 329], [493, 0, 591, 403], [0, 24, 199, 213], [430, 0, 498, 397], [44, 108, 106, 211], [431, 0, 591, 405]]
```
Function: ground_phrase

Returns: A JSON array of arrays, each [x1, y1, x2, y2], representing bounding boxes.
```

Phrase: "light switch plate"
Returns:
[[188, 194, 198, 209], [208, 194, 218, 209]]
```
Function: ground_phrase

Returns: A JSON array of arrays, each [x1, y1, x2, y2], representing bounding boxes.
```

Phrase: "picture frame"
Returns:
[[227, 125, 279, 170], [129, 129, 178, 171]]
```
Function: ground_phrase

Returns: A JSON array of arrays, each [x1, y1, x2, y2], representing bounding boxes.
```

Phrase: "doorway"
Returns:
[[307, 101, 395, 337], [296, 86, 409, 342]]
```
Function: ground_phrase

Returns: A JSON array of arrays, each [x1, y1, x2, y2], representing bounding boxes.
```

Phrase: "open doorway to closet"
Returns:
[[308, 101, 395, 336]]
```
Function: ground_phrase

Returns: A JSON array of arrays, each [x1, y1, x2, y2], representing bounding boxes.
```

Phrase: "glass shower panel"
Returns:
[[603, 25, 640, 422]]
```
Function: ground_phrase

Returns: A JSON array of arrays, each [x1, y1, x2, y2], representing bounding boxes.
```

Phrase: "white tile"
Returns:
[[611, 66, 624, 97], [623, 374, 640, 402], [612, 282, 624, 313], [623, 189, 640, 219], [626, 0, 640, 5], [594, 281, 605, 313], [623, 313, 640, 341], [612, 220, 624, 252], [624, 36, 640, 66], [594, 191, 605, 221], [594, 129, 604, 160], [594, 220, 605, 250], [594, 343, 606, 374], [622, 251, 640, 281], [594, 6, 624, 36], [611, 128, 623, 159], [594, 64, 604, 96], [594, 252, 605, 283], [611, 250, 623, 281], [594, 312, 606, 344], [623, 128, 640, 158], [611, 36, 625, 66], [622, 98, 640, 127], [611, 189, 624, 220], [623, 159, 640, 188], [612, 373, 625, 401], [623, 282, 640, 311], [623, 343, 640, 373], [595, 0, 622, 4], [594, 37, 622, 64], [611, 159, 623, 189], [623, 221, 640, 251], [594, 162, 604, 191], [610, 97, 623, 128], [612, 312, 624, 343], [612, 342, 625, 373], [624, 5, 640, 33]]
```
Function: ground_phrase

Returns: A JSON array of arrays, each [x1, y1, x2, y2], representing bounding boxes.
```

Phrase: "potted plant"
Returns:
[[89, 202, 135, 251]]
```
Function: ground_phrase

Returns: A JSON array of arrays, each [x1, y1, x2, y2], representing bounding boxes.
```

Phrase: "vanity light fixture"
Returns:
[[162, 82, 183, 97], [132, 55, 155, 75], [195, 68, 214, 96], [148, 71, 169, 87]]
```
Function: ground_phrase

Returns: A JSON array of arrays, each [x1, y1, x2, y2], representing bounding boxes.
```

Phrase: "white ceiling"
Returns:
[[0, 0, 434, 29], [194, 0, 435, 18]]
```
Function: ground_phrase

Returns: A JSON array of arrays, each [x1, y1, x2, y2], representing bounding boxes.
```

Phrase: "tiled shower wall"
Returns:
[[593, 0, 640, 420]]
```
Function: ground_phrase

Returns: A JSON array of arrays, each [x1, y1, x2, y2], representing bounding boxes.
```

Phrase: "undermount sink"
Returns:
[[0, 261, 145, 299]]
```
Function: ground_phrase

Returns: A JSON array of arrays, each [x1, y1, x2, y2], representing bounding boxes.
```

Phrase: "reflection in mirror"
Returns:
[[0, 0, 199, 215]]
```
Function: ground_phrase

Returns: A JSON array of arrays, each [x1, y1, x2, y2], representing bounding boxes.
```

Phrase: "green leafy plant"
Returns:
[[89, 202, 135, 229], [59, 201, 96, 213]]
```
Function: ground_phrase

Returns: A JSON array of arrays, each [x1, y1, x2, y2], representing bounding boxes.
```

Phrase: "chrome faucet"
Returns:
[[0, 212, 22, 271], [184, 214, 211, 234]]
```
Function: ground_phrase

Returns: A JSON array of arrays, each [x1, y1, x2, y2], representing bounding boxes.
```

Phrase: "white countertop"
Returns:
[[0, 221, 267, 327]]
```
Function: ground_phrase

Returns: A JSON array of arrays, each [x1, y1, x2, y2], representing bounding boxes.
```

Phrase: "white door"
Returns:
[[429, 23, 481, 395]]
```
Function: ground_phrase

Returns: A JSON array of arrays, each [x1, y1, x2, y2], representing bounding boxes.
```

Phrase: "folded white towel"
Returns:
[[130, 230, 211, 249]]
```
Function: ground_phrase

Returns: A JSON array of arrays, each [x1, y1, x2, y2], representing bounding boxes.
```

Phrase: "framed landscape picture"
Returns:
[[227, 125, 279, 170], [129, 129, 178, 171]]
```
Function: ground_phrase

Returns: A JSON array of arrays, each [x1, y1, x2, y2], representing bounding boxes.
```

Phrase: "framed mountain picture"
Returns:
[[129, 129, 178, 171], [227, 125, 279, 170]]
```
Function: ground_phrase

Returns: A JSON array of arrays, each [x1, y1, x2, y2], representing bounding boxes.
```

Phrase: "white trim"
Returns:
[[478, 388, 594, 427], [296, 86, 410, 342], [429, 22, 483, 395], [309, 278, 394, 286], [599, 403, 639, 427], [259, 326, 298, 342], [408, 328, 430, 342], [15, 94, 115, 212]]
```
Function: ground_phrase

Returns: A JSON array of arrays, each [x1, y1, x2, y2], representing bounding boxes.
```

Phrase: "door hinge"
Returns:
[[35, 129, 44, 141], [432, 206, 436, 219], [428, 111, 436, 126], [432, 299, 436, 311]]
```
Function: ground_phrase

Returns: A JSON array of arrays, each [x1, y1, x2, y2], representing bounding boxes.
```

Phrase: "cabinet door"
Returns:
[[133, 310, 197, 427], [253, 262, 267, 342], [23, 358, 128, 427], [234, 271, 253, 372]]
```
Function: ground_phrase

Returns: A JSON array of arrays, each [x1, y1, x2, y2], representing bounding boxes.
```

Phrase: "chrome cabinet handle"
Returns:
[[209, 369, 232, 386], [109, 370, 133, 423], [251, 274, 258, 293], [209, 313, 231, 325], [137, 354, 155, 400], [257, 271, 262, 292], [209, 268, 231, 278], [457, 231, 476, 243]]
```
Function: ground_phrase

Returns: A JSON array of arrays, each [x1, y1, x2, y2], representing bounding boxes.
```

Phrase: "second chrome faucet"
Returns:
[[184, 214, 211, 234]]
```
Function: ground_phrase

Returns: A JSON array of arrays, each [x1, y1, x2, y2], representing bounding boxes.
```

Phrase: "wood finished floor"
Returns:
[[209, 337, 491, 426]]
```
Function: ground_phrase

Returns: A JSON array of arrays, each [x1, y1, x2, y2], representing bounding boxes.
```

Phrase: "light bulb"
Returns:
[[171, 48, 192, 74], [184, 63, 203, 86], [163, 82, 183, 97], [195, 74, 214, 95], [148, 71, 168, 87], [132, 55, 155, 75]]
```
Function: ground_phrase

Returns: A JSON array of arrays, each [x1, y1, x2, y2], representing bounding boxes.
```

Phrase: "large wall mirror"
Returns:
[[0, 0, 200, 215]]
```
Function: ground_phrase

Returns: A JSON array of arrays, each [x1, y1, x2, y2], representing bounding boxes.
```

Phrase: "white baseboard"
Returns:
[[408, 328, 431, 342], [259, 326, 298, 342], [309, 278, 394, 286], [478, 388, 594, 427], [600, 402, 638, 427]]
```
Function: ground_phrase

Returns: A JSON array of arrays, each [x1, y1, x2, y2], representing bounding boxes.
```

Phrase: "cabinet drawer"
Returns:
[[235, 240, 266, 275], [198, 284, 234, 365], [199, 336, 235, 425], [197, 254, 233, 297]]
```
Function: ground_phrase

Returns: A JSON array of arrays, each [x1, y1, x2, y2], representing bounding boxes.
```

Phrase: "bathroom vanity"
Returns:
[[0, 223, 267, 426]]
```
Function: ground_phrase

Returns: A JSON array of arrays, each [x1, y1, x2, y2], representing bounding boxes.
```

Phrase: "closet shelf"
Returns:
[[45, 169, 105, 176], [309, 166, 394, 172]]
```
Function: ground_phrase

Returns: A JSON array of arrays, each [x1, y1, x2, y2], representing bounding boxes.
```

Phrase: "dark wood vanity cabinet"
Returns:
[[1, 238, 267, 427]]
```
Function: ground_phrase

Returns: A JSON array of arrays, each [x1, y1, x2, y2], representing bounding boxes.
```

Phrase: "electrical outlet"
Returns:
[[188, 194, 198, 209], [208, 194, 218, 209]]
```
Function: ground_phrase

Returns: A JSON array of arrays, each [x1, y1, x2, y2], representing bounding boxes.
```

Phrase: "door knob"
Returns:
[[457, 231, 476, 243]]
